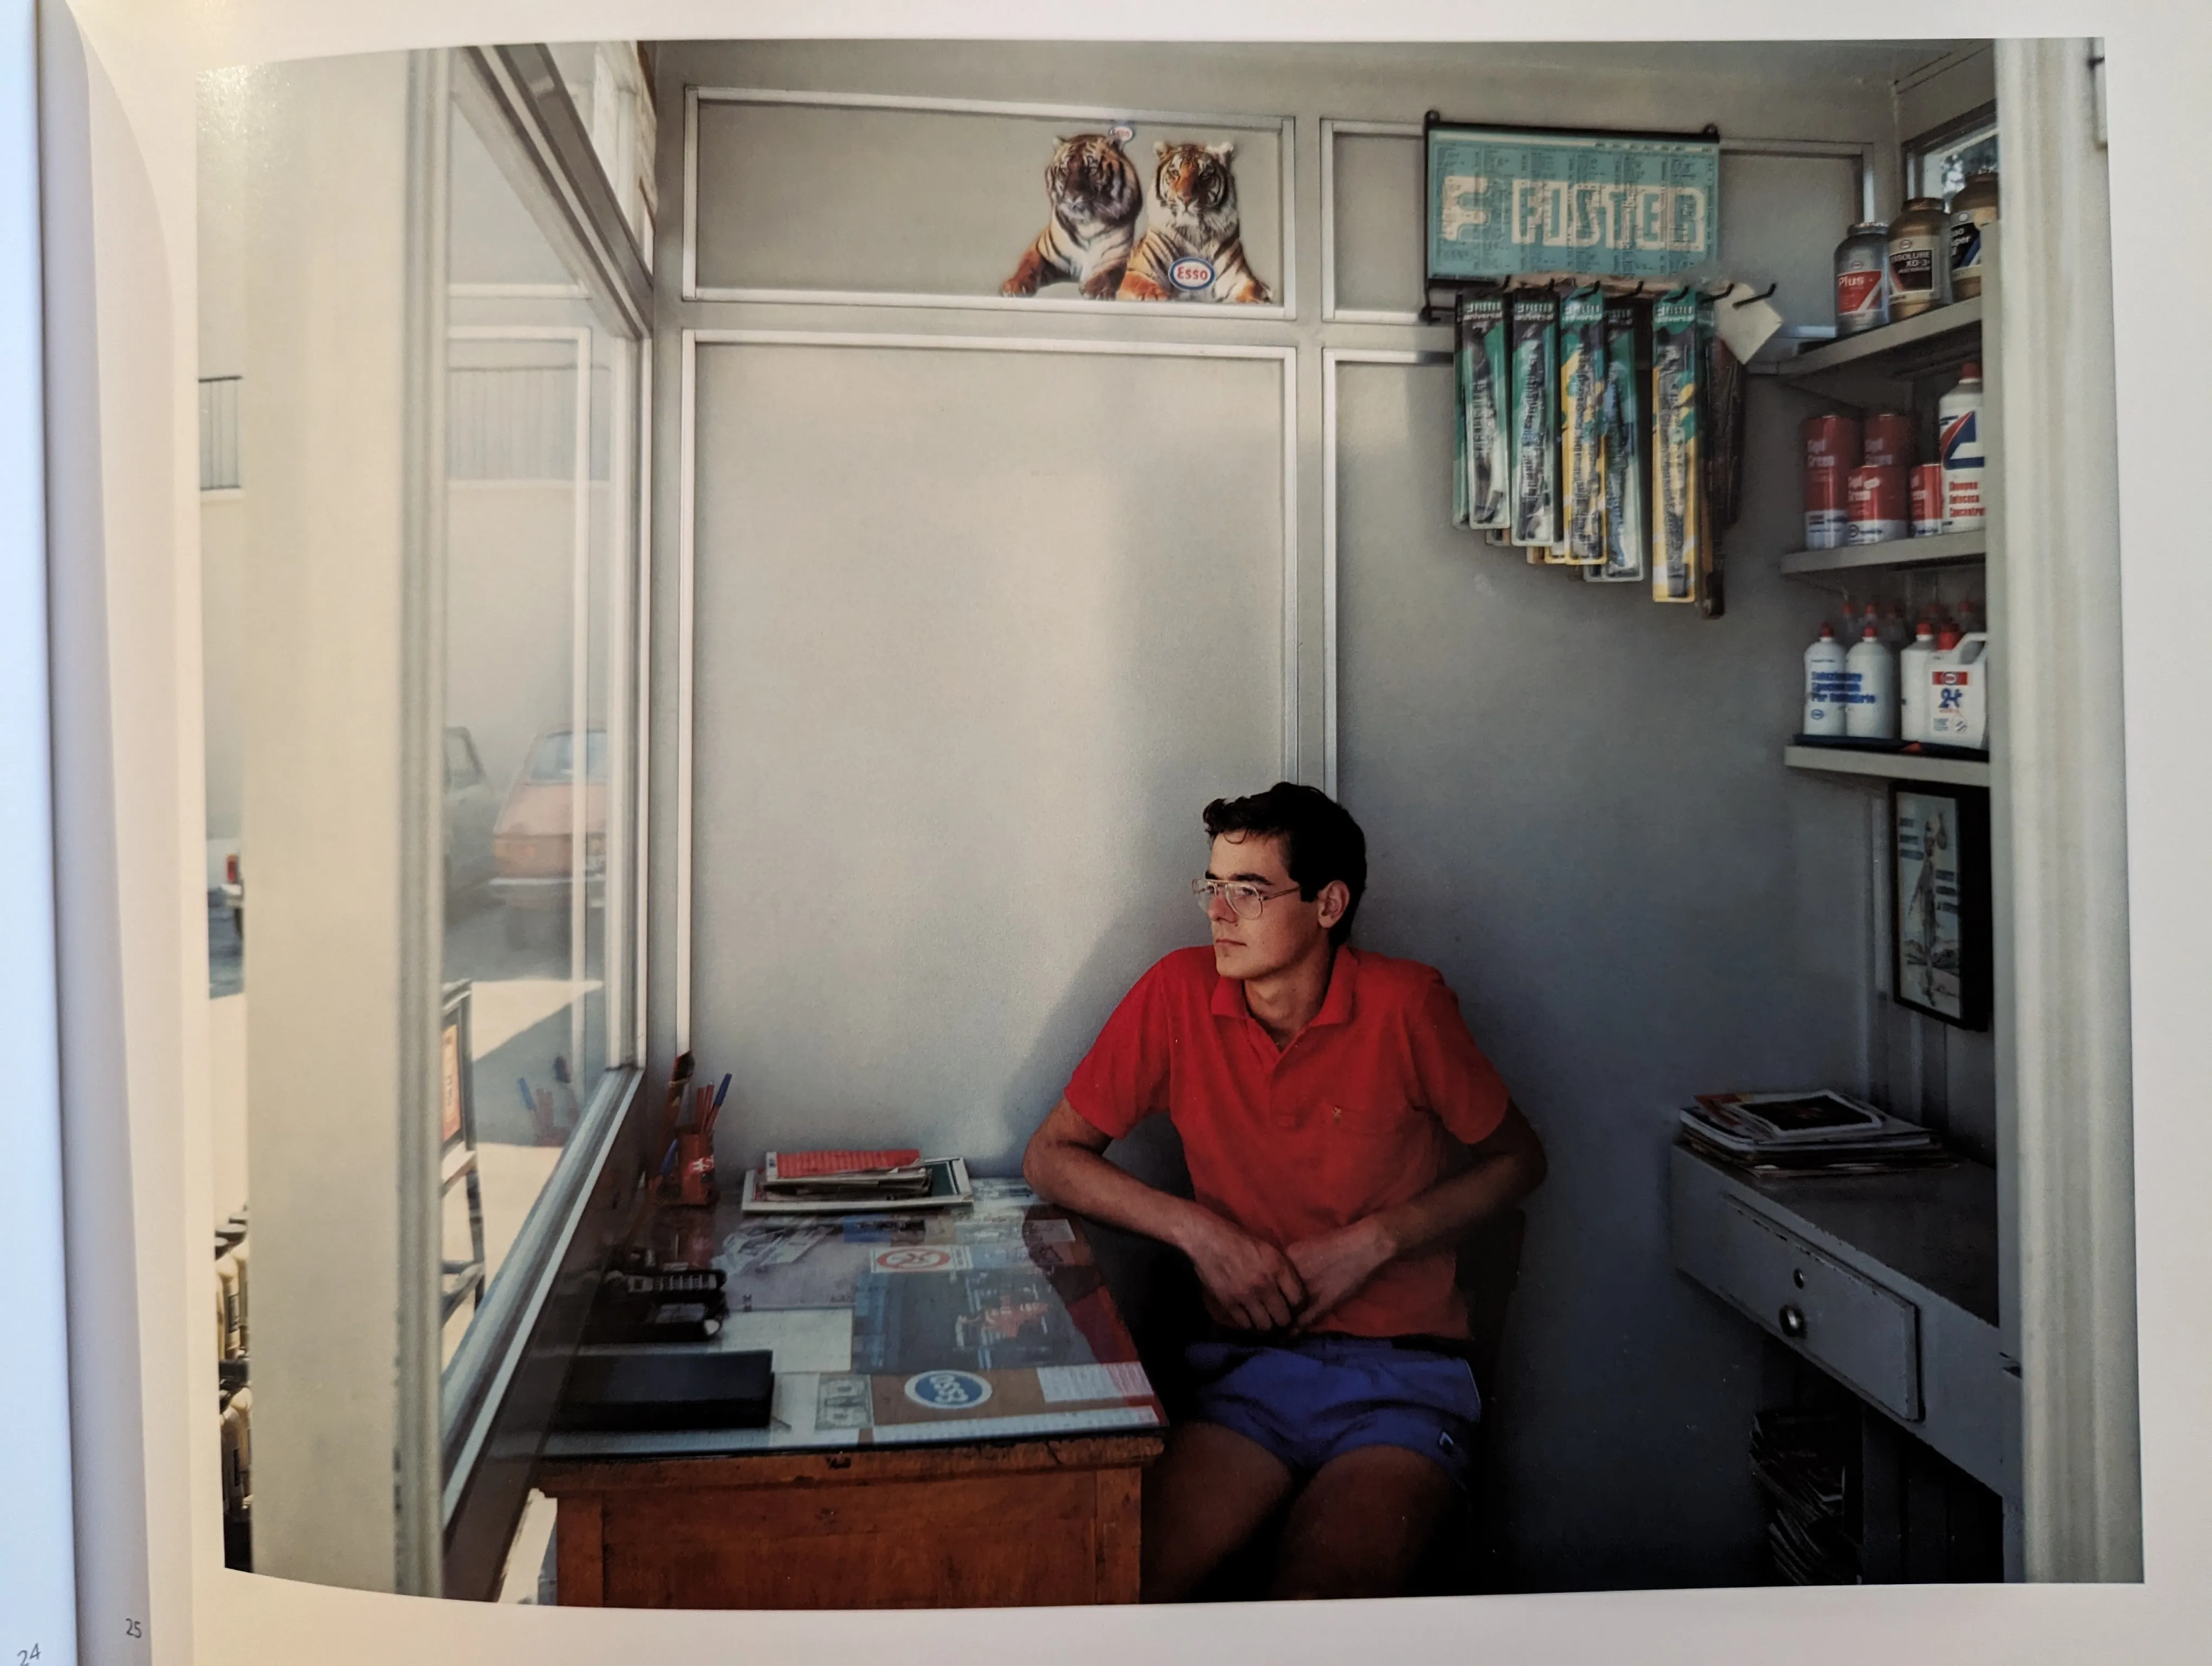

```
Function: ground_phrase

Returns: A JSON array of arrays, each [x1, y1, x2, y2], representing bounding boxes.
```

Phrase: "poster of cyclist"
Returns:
[[1892, 785, 1992, 1029]]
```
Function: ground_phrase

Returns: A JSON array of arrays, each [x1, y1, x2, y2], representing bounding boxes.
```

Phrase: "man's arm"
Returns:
[[1023, 1098, 1308, 1331], [1286, 1099, 1547, 1331]]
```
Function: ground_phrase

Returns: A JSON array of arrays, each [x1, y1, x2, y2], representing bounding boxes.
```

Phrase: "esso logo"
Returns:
[[1169, 257, 1216, 292], [904, 1370, 993, 1410]]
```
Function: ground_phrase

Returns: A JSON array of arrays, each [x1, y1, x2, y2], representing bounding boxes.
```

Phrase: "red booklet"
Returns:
[[764, 1148, 922, 1180]]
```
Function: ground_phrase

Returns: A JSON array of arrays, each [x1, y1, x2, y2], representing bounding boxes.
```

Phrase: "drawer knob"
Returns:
[[1778, 1303, 1808, 1340]]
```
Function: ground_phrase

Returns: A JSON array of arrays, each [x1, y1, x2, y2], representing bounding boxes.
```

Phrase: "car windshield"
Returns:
[[525, 728, 608, 783]]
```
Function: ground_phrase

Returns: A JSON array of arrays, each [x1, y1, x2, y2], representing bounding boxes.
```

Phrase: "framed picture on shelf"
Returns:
[[1890, 783, 1992, 1029]]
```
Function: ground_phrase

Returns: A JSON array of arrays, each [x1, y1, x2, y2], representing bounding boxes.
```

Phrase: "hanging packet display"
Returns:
[[1650, 289, 1702, 604], [1696, 291, 1729, 618], [1508, 292, 1560, 548], [1452, 306, 1470, 528], [1455, 293, 1510, 531], [1589, 296, 1648, 582], [1556, 287, 1608, 565]]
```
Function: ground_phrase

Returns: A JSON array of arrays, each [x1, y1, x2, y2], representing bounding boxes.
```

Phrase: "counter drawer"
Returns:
[[1699, 1200, 1922, 1421]]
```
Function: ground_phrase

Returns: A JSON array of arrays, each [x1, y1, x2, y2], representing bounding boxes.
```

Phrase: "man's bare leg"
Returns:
[[1141, 1421, 1297, 1601], [1266, 1444, 1459, 1600]]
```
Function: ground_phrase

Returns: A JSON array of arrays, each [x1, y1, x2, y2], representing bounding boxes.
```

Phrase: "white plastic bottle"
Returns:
[[1899, 620, 1938, 742], [1939, 363, 1986, 530], [1879, 601, 1911, 652], [1846, 623, 1897, 739], [1803, 625, 1849, 737], [1925, 631, 1991, 748]]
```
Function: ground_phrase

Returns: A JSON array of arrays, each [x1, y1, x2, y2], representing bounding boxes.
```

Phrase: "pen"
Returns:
[[714, 1072, 732, 1108]]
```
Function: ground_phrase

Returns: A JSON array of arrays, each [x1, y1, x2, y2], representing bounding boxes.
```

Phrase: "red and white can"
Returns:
[[1846, 465, 1908, 544], [1863, 411, 1918, 470], [1911, 464, 1945, 536], [1803, 415, 1862, 550]]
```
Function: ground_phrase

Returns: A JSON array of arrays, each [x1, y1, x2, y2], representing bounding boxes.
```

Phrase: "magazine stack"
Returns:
[[1679, 1090, 1946, 1176]]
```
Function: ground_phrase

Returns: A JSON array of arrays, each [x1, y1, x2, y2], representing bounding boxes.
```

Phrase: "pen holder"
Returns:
[[677, 1131, 718, 1207]]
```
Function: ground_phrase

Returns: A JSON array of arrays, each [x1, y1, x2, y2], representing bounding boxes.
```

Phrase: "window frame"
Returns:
[[426, 42, 655, 1572]]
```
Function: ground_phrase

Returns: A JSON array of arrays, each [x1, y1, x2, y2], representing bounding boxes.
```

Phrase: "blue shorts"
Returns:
[[1185, 1334, 1484, 1490]]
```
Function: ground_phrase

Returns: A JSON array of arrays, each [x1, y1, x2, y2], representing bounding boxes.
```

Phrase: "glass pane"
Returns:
[[439, 88, 635, 1368]]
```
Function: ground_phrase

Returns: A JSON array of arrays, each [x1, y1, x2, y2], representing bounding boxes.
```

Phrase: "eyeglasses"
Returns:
[[1192, 878, 1304, 920]]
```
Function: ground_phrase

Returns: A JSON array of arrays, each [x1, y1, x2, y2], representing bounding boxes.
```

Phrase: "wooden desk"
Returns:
[[536, 1178, 1166, 1609]]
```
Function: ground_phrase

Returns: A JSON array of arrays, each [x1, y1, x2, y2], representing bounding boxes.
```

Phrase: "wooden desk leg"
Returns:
[[1095, 1466, 1144, 1602], [556, 1495, 604, 1606]]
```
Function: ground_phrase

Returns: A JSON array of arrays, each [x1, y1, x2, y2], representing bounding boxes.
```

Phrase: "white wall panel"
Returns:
[[690, 338, 1286, 1169], [1330, 355, 1869, 1585]]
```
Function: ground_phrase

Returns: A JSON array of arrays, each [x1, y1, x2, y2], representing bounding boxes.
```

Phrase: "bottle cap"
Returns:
[[1862, 625, 1880, 639], [1938, 626, 1961, 649], [1958, 361, 1982, 381], [1817, 625, 1834, 639], [1915, 621, 1934, 636]]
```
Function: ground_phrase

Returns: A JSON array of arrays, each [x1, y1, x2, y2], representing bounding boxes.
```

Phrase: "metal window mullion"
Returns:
[[569, 327, 590, 1077]]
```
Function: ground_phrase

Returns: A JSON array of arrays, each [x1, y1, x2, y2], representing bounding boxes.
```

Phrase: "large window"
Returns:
[[195, 42, 650, 1593], [436, 74, 641, 1373]]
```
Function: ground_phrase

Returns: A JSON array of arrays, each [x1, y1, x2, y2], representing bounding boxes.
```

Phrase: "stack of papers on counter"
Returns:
[[1679, 1090, 1947, 1175], [762, 1148, 931, 1201], [740, 1155, 975, 1215]]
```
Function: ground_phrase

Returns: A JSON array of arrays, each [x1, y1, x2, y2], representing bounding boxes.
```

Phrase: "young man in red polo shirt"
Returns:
[[1023, 781, 1547, 1601]]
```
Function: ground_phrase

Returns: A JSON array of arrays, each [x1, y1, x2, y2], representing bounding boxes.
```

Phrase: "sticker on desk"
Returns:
[[969, 1177, 1038, 1202], [816, 1374, 875, 1430], [1036, 1362, 1156, 1404], [954, 1239, 1083, 1272], [869, 1404, 1161, 1444], [903, 1369, 994, 1411], [871, 1246, 972, 1274]]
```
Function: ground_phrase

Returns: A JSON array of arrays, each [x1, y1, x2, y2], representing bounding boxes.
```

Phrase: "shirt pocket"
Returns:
[[1322, 1100, 1419, 1140]]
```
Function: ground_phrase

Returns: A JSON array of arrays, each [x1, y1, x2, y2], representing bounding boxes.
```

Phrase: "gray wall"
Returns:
[[648, 37, 1986, 1592]]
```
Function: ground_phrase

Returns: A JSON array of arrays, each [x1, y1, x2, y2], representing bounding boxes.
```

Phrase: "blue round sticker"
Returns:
[[1169, 255, 1216, 292], [903, 1369, 993, 1411]]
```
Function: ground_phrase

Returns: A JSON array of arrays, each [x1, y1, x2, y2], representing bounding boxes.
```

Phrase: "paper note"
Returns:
[[1036, 1361, 1156, 1404]]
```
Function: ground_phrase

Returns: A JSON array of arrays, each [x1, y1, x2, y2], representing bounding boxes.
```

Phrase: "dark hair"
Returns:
[[1201, 782, 1367, 947]]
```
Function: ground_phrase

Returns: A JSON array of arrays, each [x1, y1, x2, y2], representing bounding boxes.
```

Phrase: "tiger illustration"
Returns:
[[1001, 133, 1144, 300], [1116, 142, 1273, 305]]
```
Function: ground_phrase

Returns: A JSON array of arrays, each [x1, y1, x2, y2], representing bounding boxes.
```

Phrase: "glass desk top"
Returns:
[[540, 1178, 1163, 1459]]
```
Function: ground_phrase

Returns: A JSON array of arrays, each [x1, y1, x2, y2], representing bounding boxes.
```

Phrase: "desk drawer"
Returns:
[[1702, 1200, 1922, 1421]]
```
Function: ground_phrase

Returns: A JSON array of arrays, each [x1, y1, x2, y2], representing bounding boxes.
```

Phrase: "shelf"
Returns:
[[1778, 296, 1982, 386], [1779, 528, 1986, 576], [1785, 745, 1989, 787]]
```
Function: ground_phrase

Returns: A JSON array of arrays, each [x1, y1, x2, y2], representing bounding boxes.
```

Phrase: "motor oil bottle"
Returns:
[[1926, 631, 1990, 749], [1939, 364, 1986, 530], [1803, 625, 1849, 736], [1899, 620, 1939, 742], [1846, 624, 1897, 739]]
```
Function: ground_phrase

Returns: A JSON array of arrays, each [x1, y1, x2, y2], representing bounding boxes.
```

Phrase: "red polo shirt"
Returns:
[[1063, 945, 1509, 1339]]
